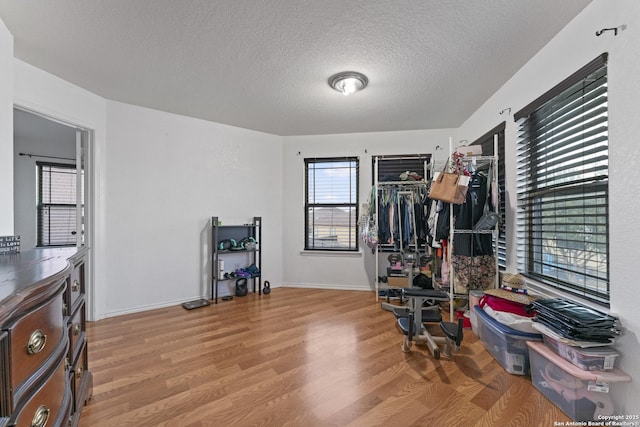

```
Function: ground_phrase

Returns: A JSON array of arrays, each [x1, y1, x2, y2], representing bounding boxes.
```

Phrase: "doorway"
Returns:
[[13, 108, 91, 250], [13, 106, 94, 319]]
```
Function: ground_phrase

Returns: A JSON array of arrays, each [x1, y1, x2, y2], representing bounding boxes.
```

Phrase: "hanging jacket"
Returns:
[[453, 172, 492, 256]]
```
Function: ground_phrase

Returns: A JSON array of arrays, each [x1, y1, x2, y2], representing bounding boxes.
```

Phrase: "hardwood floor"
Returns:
[[79, 288, 569, 426]]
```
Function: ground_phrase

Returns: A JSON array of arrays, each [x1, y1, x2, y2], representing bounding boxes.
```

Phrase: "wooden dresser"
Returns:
[[0, 248, 92, 427]]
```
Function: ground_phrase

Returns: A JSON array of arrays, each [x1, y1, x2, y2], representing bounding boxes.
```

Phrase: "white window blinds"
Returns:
[[38, 162, 77, 247]]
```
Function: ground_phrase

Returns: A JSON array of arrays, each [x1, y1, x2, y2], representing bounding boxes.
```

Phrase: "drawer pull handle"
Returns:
[[73, 324, 81, 335], [72, 280, 80, 292], [76, 366, 84, 378], [31, 405, 50, 427], [27, 329, 47, 355]]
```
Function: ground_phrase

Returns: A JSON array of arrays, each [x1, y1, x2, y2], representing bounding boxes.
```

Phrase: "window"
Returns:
[[471, 123, 506, 269], [37, 162, 77, 247], [371, 154, 430, 185], [514, 54, 609, 305], [305, 157, 359, 251]]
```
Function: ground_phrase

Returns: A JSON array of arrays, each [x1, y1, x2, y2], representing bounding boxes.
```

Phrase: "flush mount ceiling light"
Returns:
[[328, 71, 368, 96]]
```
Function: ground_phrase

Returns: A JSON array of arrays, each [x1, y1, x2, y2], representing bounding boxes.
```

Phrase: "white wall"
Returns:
[[458, 0, 640, 413], [0, 20, 13, 235], [281, 129, 456, 291], [10, 59, 284, 318], [103, 101, 283, 316]]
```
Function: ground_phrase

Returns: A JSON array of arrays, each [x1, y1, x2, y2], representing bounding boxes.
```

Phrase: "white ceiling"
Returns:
[[0, 0, 591, 136]]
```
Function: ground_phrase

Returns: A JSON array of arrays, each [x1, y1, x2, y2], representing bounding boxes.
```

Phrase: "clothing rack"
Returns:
[[446, 136, 500, 321], [373, 155, 431, 301]]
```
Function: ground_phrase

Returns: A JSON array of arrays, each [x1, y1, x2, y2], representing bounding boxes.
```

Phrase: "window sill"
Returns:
[[522, 278, 610, 314], [300, 250, 362, 258]]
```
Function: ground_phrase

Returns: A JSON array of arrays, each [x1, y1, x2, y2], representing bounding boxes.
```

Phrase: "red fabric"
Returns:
[[479, 295, 535, 318]]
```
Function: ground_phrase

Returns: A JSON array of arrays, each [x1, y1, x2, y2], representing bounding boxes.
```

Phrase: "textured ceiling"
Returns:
[[0, 0, 591, 136]]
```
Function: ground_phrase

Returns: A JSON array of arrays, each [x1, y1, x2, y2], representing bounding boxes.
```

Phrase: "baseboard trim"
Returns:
[[97, 284, 373, 320], [100, 296, 212, 319], [279, 282, 372, 292]]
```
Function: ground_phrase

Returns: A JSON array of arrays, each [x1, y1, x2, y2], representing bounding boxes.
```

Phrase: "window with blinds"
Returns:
[[371, 154, 431, 184], [514, 53, 609, 305], [305, 157, 359, 251], [37, 162, 77, 247]]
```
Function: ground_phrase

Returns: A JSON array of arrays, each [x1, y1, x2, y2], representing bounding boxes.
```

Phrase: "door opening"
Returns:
[[13, 106, 94, 320]]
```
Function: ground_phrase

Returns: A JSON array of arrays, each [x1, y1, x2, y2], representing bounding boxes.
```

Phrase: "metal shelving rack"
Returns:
[[211, 216, 262, 304], [446, 136, 499, 321], [372, 155, 430, 302]]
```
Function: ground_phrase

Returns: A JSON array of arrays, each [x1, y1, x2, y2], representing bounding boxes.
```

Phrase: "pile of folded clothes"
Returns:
[[477, 274, 539, 334]]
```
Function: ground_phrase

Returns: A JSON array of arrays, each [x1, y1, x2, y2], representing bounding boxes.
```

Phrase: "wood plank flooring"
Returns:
[[79, 288, 570, 426]]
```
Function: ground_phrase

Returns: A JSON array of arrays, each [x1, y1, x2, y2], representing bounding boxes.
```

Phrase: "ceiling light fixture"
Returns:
[[328, 71, 368, 96]]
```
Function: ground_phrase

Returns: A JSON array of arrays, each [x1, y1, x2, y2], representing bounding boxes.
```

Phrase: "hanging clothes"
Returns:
[[377, 195, 391, 244], [435, 201, 450, 241], [453, 172, 492, 256], [450, 170, 496, 292], [376, 184, 429, 250]]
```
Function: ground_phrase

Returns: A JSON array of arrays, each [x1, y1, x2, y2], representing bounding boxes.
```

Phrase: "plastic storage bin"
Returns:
[[527, 341, 631, 421], [469, 291, 484, 337], [474, 305, 542, 375], [543, 335, 619, 371]]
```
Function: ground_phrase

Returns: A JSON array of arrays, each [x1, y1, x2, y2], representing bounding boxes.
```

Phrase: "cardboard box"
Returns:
[[387, 276, 410, 288]]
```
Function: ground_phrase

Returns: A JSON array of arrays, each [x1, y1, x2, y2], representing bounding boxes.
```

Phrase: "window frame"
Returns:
[[514, 53, 609, 305], [37, 161, 78, 247], [304, 157, 359, 252], [304, 156, 360, 252]]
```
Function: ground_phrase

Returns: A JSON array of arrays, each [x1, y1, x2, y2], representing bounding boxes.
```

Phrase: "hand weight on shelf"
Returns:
[[218, 239, 237, 250], [263, 281, 271, 295]]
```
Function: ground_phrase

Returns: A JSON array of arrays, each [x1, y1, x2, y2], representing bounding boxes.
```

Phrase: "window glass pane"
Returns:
[[38, 163, 77, 247], [306, 207, 357, 250], [307, 161, 357, 204], [40, 205, 77, 246], [42, 165, 77, 204]]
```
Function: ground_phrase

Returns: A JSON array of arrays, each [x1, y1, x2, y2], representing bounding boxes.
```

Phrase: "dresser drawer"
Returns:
[[10, 354, 70, 427], [68, 302, 85, 364], [72, 343, 89, 414], [8, 294, 65, 396], [0, 331, 9, 417], [68, 262, 85, 313]]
